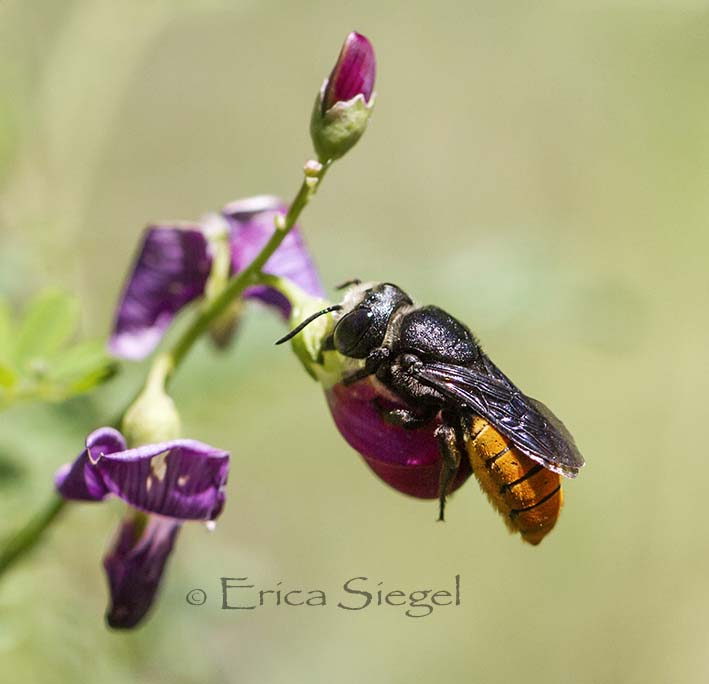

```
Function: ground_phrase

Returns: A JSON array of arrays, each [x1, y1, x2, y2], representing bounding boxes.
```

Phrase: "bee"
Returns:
[[277, 281, 585, 544]]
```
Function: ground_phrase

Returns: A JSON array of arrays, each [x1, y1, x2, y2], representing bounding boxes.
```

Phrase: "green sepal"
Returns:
[[310, 88, 374, 163]]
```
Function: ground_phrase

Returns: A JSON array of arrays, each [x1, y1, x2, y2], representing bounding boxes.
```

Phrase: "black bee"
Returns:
[[277, 281, 584, 542]]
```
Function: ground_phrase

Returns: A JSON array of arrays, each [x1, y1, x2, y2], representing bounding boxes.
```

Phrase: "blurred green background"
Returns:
[[2, 1, 708, 682]]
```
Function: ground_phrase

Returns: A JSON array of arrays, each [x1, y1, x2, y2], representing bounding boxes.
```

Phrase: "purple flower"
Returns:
[[325, 380, 472, 500], [103, 515, 180, 629], [55, 427, 229, 628], [110, 196, 323, 360], [322, 32, 376, 112]]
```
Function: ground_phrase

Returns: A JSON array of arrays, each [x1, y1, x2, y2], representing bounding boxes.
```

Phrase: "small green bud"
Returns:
[[121, 356, 181, 446]]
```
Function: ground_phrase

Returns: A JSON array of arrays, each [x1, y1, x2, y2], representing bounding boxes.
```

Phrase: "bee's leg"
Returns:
[[435, 418, 462, 522], [342, 347, 390, 386], [374, 401, 438, 429]]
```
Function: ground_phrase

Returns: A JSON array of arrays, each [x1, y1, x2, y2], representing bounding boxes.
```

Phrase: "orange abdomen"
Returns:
[[462, 415, 563, 545]]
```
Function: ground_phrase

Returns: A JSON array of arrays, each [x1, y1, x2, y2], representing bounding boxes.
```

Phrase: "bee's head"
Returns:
[[275, 280, 412, 358], [332, 282, 412, 358]]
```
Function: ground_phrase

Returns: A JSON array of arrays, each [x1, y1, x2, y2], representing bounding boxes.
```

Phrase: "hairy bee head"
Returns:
[[333, 282, 412, 358], [275, 280, 413, 357]]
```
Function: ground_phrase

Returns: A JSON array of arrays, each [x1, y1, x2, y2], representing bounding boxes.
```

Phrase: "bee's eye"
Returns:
[[334, 307, 373, 356]]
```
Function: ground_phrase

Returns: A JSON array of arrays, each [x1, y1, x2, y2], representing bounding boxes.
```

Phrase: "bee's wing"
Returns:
[[411, 359, 585, 478]]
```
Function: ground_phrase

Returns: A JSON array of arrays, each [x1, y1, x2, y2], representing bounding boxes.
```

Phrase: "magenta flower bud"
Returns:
[[322, 32, 376, 113], [311, 32, 376, 162], [325, 380, 472, 499]]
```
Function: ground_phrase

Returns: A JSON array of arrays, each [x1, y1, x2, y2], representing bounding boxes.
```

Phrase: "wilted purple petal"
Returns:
[[109, 225, 212, 360], [55, 429, 229, 520], [93, 439, 229, 520], [223, 195, 324, 317], [325, 381, 472, 499], [103, 514, 180, 629], [55, 427, 126, 501], [323, 32, 376, 112]]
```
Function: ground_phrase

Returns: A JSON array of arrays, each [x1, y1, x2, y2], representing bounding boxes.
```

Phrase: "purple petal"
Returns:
[[55, 427, 126, 501], [55, 428, 229, 520], [103, 514, 180, 629], [93, 439, 229, 520], [323, 32, 376, 112], [223, 195, 324, 318], [109, 225, 212, 360], [325, 381, 472, 499]]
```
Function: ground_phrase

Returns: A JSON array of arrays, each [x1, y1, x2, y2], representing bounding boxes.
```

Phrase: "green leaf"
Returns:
[[0, 290, 118, 411], [14, 291, 80, 368], [48, 339, 117, 394], [68, 364, 117, 394], [49, 339, 110, 380]]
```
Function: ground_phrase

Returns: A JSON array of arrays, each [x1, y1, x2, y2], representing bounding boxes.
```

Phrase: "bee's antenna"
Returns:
[[334, 278, 361, 291], [274, 305, 343, 345]]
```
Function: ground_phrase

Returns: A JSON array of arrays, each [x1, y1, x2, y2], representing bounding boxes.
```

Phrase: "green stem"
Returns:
[[0, 159, 331, 579], [167, 160, 329, 377], [0, 495, 66, 576]]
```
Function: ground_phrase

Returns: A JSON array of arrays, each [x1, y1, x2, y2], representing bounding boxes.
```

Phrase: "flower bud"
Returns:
[[121, 358, 181, 447], [322, 32, 376, 112], [310, 32, 376, 162], [325, 380, 472, 499]]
